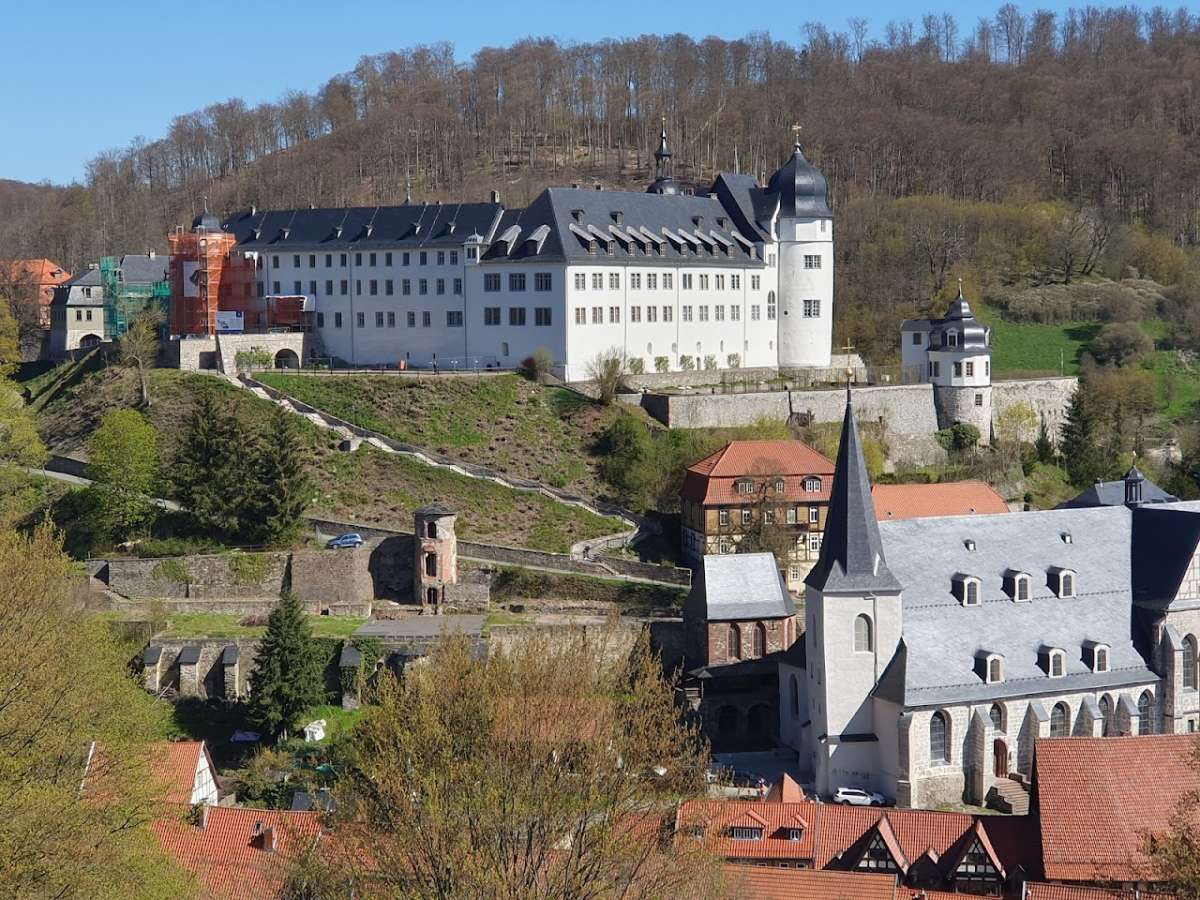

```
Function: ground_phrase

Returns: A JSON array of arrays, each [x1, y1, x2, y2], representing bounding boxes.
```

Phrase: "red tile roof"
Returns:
[[679, 797, 819, 861], [1, 258, 71, 286], [872, 481, 1009, 521], [1035, 734, 1199, 883], [1025, 884, 1175, 900], [682, 440, 836, 505], [153, 806, 321, 899], [149, 740, 212, 805], [764, 772, 806, 803], [723, 864, 898, 899]]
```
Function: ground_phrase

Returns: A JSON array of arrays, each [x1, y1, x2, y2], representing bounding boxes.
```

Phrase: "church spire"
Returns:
[[805, 391, 900, 594], [647, 118, 679, 195]]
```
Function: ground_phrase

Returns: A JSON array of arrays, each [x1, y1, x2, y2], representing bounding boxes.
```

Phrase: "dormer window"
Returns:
[[571, 209, 584, 222], [687, 825, 705, 839], [774, 478, 785, 492], [1042, 647, 1066, 678], [804, 477, 822, 492], [1084, 641, 1110, 673], [953, 574, 982, 607], [976, 650, 1004, 683], [948, 331, 958, 348], [735, 479, 755, 495], [787, 828, 804, 842], [729, 826, 764, 841], [1005, 571, 1032, 602], [1050, 568, 1076, 598]]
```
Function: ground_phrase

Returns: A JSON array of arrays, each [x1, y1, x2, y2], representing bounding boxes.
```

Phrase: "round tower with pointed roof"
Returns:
[[922, 285, 993, 439], [769, 129, 834, 369]]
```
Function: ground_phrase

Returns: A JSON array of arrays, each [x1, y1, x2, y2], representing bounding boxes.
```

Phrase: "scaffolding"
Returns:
[[100, 256, 170, 340], [167, 227, 255, 336]]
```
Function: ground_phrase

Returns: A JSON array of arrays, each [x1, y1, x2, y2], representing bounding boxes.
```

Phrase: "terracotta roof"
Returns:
[[1, 258, 71, 285], [682, 440, 836, 505], [1035, 734, 1199, 883], [153, 806, 321, 899], [723, 864, 897, 899], [815, 803, 979, 869], [764, 772, 807, 803], [872, 481, 1009, 521], [1025, 884, 1175, 900], [678, 797, 819, 861], [149, 740, 212, 805]]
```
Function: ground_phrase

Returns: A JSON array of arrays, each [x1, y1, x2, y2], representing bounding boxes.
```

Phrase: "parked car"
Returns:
[[327, 532, 364, 550], [833, 787, 887, 806]]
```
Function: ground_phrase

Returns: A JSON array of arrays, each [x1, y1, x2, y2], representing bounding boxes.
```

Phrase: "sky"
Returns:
[[4, 0, 1121, 185]]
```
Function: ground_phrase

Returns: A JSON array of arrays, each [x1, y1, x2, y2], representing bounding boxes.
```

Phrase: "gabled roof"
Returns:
[[872, 481, 1008, 521], [806, 392, 900, 594], [764, 772, 806, 803], [153, 806, 321, 900], [681, 440, 835, 505], [1, 258, 71, 285], [686, 552, 795, 621], [1034, 733, 1199, 883], [149, 740, 214, 805], [1062, 475, 1176, 509]]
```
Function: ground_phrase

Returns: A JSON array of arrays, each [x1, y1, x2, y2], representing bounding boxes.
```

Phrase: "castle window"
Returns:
[[1048, 648, 1065, 677], [1184, 635, 1197, 690], [987, 656, 1003, 684], [930, 711, 949, 763], [1050, 702, 1069, 737], [1139, 691, 1155, 734], [989, 703, 1005, 732], [728, 624, 742, 661], [853, 614, 873, 653], [753, 623, 766, 658]]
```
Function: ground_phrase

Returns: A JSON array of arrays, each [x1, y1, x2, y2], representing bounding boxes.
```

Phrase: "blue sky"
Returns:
[[5, 0, 1114, 185]]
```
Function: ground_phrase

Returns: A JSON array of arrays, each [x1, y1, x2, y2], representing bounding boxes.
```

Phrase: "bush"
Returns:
[[151, 558, 189, 583], [935, 422, 981, 453], [1089, 322, 1153, 366], [679, 355, 695, 371], [627, 357, 645, 375], [519, 347, 554, 381], [586, 348, 627, 405], [726, 353, 741, 369], [654, 356, 670, 373], [228, 551, 274, 585], [703, 354, 717, 371]]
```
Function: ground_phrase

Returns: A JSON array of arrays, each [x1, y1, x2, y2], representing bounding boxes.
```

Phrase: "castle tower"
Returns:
[[925, 286, 992, 439], [646, 119, 679, 196], [768, 132, 833, 369], [804, 389, 903, 798], [414, 504, 458, 613]]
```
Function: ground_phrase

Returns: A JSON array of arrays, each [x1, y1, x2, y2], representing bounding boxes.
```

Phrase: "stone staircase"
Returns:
[[987, 777, 1030, 815]]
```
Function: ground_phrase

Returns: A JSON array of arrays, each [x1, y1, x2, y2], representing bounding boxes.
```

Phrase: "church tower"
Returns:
[[768, 134, 833, 369], [804, 390, 903, 797]]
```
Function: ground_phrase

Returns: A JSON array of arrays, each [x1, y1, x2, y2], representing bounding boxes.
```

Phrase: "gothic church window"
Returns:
[[1099, 695, 1112, 735], [854, 615, 873, 653], [989, 703, 1005, 732], [1050, 703, 1069, 737], [930, 711, 949, 763], [728, 624, 742, 661], [1184, 636, 1197, 690], [1139, 691, 1155, 735], [753, 623, 767, 658]]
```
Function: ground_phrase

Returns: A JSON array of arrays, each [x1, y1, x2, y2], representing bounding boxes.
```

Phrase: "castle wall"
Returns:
[[990, 377, 1076, 443], [933, 384, 993, 439]]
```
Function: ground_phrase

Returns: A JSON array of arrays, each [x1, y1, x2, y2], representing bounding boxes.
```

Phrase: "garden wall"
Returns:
[[990, 377, 1077, 442]]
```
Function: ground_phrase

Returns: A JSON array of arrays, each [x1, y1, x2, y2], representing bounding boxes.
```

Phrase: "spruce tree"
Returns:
[[1059, 386, 1107, 487], [246, 407, 312, 547], [249, 592, 324, 741], [1034, 415, 1056, 464], [175, 389, 253, 540]]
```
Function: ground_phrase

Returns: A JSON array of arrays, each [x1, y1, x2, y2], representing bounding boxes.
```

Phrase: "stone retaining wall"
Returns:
[[991, 377, 1076, 443]]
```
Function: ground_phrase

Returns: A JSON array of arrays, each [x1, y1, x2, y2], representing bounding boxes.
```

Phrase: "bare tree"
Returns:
[[587, 347, 628, 405], [118, 308, 163, 408]]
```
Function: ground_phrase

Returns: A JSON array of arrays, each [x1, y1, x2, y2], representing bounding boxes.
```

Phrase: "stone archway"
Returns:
[[274, 348, 300, 369], [79, 333, 103, 349]]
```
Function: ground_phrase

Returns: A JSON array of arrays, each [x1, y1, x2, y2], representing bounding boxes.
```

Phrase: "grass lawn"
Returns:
[[154, 612, 366, 640], [974, 304, 1097, 377], [256, 372, 631, 495], [1142, 350, 1200, 422]]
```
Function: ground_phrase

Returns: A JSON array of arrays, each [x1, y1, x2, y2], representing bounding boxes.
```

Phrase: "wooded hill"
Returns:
[[4, 6, 1200, 360]]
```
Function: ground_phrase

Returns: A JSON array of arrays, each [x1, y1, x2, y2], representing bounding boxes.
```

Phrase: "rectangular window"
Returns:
[[751, 275, 761, 290], [803, 298, 820, 318], [647, 306, 657, 323], [356, 312, 365, 327], [718, 509, 729, 526], [385, 252, 393, 266], [325, 279, 333, 295], [741, 509, 752, 525], [912, 332, 922, 345], [375, 311, 384, 327], [385, 279, 394, 296], [630, 306, 641, 323], [731, 305, 741, 321], [699, 274, 710, 289], [683, 273, 693, 290], [663, 306, 673, 322], [574, 273, 586, 290], [699, 306, 709, 322], [387, 311, 396, 327], [407, 311, 416, 328], [975, 393, 984, 407], [334, 312, 343, 328], [450, 251, 458, 265], [809, 506, 819, 524], [294, 254, 302, 267], [422, 311, 431, 327], [484, 308, 501, 326], [369, 252, 377, 267], [436, 278, 445, 295], [355, 279, 362, 295], [715, 305, 725, 321], [809, 533, 822, 552], [447, 310, 463, 327], [609, 272, 620, 290], [965, 361, 975, 376], [402, 252, 410, 266], [933, 361, 941, 377], [631, 273, 642, 290], [609, 306, 620, 323], [731, 274, 740, 289], [954, 362, 963, 377], [592, 273, 603, 290], [402, 279, 411, 296], [316, 312, 325, 327], [309, 280, 317, 295], [804, 254, 822, 269], [663, 272, 673, 289], [454, 278, 463, 295], [308, 254, 316, 268], [535, 307, 552, 327], [420, 251, 427, 265], [484, 273, 501, 292], [339, 280, 348, 296], [419, 279, 428, 296], [767, 298, 777, 320], [715, 274, 725, 290], [787, 507, 797, 524], [369, 279, 378, 296], [510, 273, 526, 291], [592, 306, 603, 324], [509, 307, 526, 326], [682, 305, 693, 322], [355, 253, 362, 266], [293, 280, 302, 294], [465, 247, 477, 260], [648, 273, 658, 290], [340, 253, 348, 266], [272, 255, 280, 268], [438, 251, 446, 266], [535, 272, 552, 292], [575, 308, 586, 325]]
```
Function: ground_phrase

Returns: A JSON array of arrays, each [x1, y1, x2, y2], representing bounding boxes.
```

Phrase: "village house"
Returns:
[[1, 257, 71, 327]]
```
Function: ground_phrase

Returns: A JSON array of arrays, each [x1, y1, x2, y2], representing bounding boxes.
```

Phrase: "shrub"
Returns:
[[235, 348, 274, 373], [627, 357, 645, 375], [703, 355, 718, 371], [654, 356, 670, 373], [679, 355, 695, 371], [935, 422, 982, 453], [1089, 322, 1153, 367], [151, 558, 189, 583], [519, 347, 554, 381], [726, 353, 741, 369], [228, 551, 274, 586], [586, 348, 627, 405]]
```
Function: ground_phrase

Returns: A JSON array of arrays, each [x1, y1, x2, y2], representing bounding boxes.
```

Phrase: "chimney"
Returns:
[[199, 805, 209, 830], [263, 826, 277, 853], [147, 250, 156, 259], [489, 190, 500, 204]]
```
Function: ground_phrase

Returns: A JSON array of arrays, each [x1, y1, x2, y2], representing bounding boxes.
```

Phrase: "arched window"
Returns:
[[930, 711, 949, 764], [1099, 695, 1112, 736], [1050, 702, 1070, 738], [987, 656, 1003, 683], [753, 623, 767, 658], [728, 624, 742, 661], [854, 615, 873, 653], [790, 674, 801, 718], [1139, 691, 1155, 735], [1184, 636, 1197, 691], [424, 553, 438, 577], [989, 703, 1005, 732]]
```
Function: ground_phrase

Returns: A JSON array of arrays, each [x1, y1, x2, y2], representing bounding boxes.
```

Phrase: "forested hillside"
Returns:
[[4, 5, 1200, 360]]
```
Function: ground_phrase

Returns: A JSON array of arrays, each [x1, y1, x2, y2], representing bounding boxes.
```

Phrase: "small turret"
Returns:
[[1124, 464, 1146, 507], [646, 119, 679, 195]]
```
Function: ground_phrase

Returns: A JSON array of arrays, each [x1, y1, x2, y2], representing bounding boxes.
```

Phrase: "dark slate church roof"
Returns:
[[1061, 475, 1177, 509]]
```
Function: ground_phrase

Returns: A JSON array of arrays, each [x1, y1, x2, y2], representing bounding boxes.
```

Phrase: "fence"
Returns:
[[709, 364, 925, 394]]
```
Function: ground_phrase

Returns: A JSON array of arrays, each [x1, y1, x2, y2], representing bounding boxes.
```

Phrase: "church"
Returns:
[[771, 393, 1200, 808]]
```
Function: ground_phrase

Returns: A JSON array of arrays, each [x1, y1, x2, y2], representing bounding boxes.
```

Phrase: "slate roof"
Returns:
[[765, 143, 833, 219], [872, 481, 1009, 521], [876, 504, 1160, 707], [806, 393, 900, 595], [224, 203, 504, 249], [1034, 734, 1199, 883], [1061, 475, 1177, 509], [681, 440, 835, 505], [901, 290, 991, 352], [55, 254, 166, 306], [687, 553, 795, 621]]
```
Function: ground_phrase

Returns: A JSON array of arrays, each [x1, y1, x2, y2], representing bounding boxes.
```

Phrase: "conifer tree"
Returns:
[[174, 388, 253, 539], [246, 406, 312, 547], [249, 592, 324, 741], [1034, 415, 1056, 464], [1059, 386, 1107, 487]]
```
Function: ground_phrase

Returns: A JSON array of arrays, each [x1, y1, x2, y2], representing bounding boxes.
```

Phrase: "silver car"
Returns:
[[833, 786, 887, 806]]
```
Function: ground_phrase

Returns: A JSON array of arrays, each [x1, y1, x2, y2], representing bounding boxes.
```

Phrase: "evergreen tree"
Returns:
[[174, 388, 253, 539], [249, 592, 324, 741], [1059, 386, 1107, 487], [1034, 415, 1056, 464], [245, 406, 312, 547]]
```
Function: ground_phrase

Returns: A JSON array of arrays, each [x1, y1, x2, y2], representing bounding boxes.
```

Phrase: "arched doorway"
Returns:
[[993, 739, 1008, 778], [274, 348, 300, 369], [79, 333, 102, 349]]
